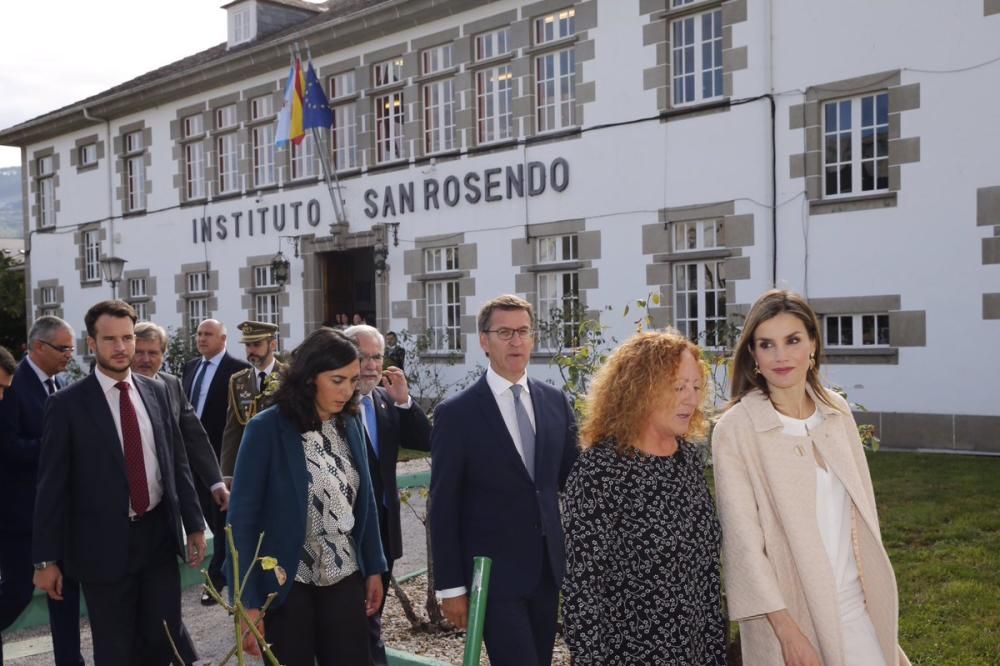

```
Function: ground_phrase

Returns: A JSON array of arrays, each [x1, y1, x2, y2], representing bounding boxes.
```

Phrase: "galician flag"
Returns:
[[275, 57, 306, 148]]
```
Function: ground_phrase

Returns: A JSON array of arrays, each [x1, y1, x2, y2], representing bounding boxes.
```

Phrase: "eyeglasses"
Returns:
[[40, 340, 75, 355], [358, 353, 384, 363], [483, 327, 534, 341]]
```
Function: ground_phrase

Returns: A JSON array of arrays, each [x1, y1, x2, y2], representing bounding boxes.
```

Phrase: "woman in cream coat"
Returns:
[[713, 290, 909, 666]]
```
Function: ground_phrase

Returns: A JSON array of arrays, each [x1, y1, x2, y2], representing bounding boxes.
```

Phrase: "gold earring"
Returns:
[[753, 364, 761, 376], [809, 353, 816, 369]]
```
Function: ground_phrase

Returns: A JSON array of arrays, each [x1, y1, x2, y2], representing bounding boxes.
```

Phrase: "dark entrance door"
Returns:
[[322, 247, 376, 327]]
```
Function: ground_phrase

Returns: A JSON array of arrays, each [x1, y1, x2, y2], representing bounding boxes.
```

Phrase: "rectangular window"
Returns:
[[331, 103, 358, 170], [252, 124, 275, 187], [185, 142, 205, 199], [79, 144, 97, 166], [823, 92, 889, 197], [674, 260, 727, 348], [40, 286, 57, 304], [422, 44, 454, 75], [37, 156, 55, 228], [537, 234, 578, 263], [216, 104, 238, 130], [217, 133, 239, 194], [425, 280, 461, 352], [423, 79, 454, 154], [123, 130, 145, 212], [231, 8, 251, 44], [476, 65, 514, 144], [424, 246, 459, 273], [329, 71, 356, 100], [475, 27, 511, 61], [187, 298, 209, 337], [187, 271, 209, 294], [534, 8, 576, 45], [825, 313, 890, 347], [535, 49, 576, 132], [254, 265, 278, 288], [83, 230, 101, 282], [291, 133, 317, 179], [128, 277, 147, 298], [250, 94, 273, 121], [255, 293, 280, 325], [183, 114, 204, 138], [671, 9, 723, 106], [372, 58, 404, 88], [672, 219, 725, 252], [374, 92, 405, 163], [537, 271, 580, 350], [133, 301, 148, 321]]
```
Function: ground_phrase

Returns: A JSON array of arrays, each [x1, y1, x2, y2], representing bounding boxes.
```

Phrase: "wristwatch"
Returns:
[[33, 561, 56, 570]]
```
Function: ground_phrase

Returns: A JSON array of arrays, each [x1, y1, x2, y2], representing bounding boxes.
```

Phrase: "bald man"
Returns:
[[181, 319, 249, 602]]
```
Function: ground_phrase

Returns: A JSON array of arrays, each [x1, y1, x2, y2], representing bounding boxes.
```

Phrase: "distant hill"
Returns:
[[0, 167, 23, 238]]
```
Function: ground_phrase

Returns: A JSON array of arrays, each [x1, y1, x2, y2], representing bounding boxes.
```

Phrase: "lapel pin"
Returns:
[[794, 445, 805, 457]]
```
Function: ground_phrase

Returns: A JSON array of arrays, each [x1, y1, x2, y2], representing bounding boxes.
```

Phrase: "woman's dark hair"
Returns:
[[271, 327, 360, 432]]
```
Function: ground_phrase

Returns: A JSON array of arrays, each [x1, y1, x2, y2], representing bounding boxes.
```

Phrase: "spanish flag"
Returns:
[[275, 57, 306, 148]]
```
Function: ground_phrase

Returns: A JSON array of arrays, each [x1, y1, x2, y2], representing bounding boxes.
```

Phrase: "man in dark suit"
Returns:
[[0, 317, 84, 665], [430, 295, 578, 666], [344, 324, 431, 666], [0, 345, 14, 398], [181, 319, 249, 602], [32, 300, 206, 665], [133, 321, 229, 666]]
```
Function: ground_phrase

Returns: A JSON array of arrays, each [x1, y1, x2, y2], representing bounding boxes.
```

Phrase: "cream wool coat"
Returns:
[[712, 388, 909, 666]]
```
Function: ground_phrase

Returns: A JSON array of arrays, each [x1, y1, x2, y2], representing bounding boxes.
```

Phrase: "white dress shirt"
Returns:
[[25, 354, 58, 389], [94, 368, 163, 516], [257, 359, 276, 392], [438, 366, 535, 600], [192, 350, 226, 418]]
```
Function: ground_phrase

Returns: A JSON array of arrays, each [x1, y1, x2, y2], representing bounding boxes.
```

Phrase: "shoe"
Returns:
[[200, 587, 219, 606]]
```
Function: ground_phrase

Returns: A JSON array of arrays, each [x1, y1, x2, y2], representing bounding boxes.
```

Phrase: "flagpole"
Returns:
[[300, 42, 347, 227]]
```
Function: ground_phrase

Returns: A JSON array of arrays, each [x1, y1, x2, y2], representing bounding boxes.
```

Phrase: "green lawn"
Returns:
[[869, 453, 1000, 665]]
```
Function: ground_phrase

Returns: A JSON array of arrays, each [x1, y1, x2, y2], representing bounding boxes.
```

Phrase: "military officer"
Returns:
[[220, 321, 286, 483]]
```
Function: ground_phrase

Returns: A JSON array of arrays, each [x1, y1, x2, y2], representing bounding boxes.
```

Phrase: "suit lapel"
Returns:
[[473, 376, 533, 483], [526, 378, 547, 479], [82, 374, 127, 475], [134, 376, 169, 471]]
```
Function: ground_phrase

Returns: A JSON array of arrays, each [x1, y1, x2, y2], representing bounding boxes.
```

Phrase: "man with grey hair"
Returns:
[[343, 324, 430, 666], [0, 316, 84, 665], [0, 345, 15, 400]]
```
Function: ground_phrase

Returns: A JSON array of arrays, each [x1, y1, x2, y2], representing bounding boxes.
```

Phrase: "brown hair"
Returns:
[[84, 300, 137, 338], [579, 330, 710, 453], [0, 345, 16, 375], [728, 289, 838, 410], [134, 321, 168, 352], [477, 294, 534, 333]]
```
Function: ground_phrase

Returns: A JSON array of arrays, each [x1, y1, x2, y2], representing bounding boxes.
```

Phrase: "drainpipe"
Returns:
[[82, 107, 115, 259]]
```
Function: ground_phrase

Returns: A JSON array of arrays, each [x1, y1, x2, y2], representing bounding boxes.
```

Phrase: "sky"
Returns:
[[0, 1, 230, 168]]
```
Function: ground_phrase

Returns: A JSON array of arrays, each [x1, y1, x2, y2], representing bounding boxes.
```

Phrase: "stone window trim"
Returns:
[[807, 294, 926, 364], [174, 262, 221, 338], [70, 134, 104, 173], [33, 279, 65, 319], [641, 0, 748, 112], [75, 223, 107, 288], [114, 121, 152, 216], [986, 0, 1000, 17], [788, 69, 921, 214], [239, 254, 291, 340], [30, 147, 60, 231], [413, 65, 460, 86], [123, 268, 157, 320], [398, 233, 478, 362]]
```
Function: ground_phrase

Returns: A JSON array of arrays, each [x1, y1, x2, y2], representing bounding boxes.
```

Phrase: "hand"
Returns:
[[365, 574, 384, 617], [768, 610, 822, 666], [241, 608, 264, 657], [212, 485, 231, 511], [380, 366, 409, 405], [33, 564, 63, 601], [441, 594, 469, 630], [187, 531, 207, 567]]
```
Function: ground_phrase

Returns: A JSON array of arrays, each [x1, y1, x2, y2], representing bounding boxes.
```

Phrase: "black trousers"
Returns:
[[367, 509, 392, 666], [196, 479, 226, 589], [482, 559, 559, 666], [0, 534, 84, 665], [264, 573, 370, 666], [81, 505, 183, 666]]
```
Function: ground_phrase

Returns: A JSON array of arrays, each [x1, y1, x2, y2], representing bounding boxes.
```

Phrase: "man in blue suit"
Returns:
[[0, 317, 84, 665], [430, 295, 578, 666]]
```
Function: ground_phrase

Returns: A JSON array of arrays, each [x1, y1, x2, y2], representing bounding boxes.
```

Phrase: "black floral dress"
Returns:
[[561, 439, 727, 665]]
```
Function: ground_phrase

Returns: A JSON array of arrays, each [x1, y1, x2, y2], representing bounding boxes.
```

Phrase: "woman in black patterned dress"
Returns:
[[561, 331, 727, 664]]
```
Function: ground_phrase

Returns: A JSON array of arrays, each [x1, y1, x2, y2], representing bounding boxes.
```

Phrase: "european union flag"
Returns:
[[302, 61, 333, 130]]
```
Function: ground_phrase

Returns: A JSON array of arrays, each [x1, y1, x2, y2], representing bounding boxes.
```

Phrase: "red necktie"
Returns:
[[116, 381, 150, 516]]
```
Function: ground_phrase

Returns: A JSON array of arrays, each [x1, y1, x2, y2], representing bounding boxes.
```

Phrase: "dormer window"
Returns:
[[227, 3, 254, 48]]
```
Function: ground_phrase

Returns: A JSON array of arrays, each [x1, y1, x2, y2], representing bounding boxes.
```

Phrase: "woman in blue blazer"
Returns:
[[226, 327, 386, 665]]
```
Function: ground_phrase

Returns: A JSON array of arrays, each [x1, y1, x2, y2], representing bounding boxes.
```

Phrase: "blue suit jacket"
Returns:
[[226, 406, 387, 610], [0, 359, 62, 537], [429, 374, 579, 599], [32, 372, 205, 583]]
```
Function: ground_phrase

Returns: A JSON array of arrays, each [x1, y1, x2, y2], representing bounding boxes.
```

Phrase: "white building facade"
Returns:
[[2, 0, 999, 452]]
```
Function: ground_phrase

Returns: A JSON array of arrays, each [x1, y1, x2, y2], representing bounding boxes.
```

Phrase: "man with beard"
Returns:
[[343, 324, 430, 666], [220, 321, 285, 483], [32, 300, 206, 665], [0, 316, 84, 665], [181, 319, 249, 604]]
